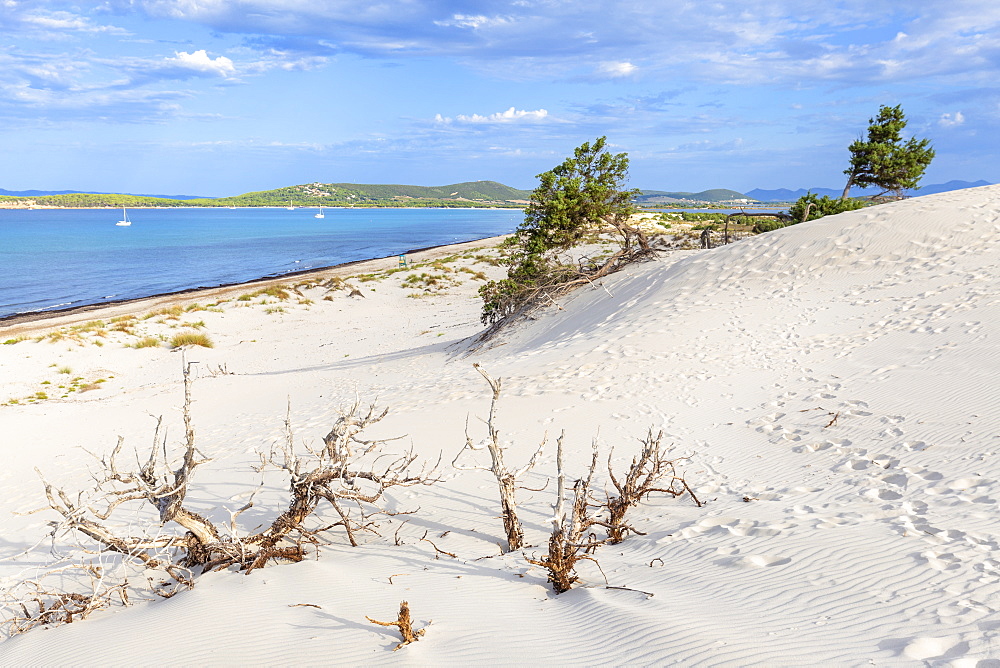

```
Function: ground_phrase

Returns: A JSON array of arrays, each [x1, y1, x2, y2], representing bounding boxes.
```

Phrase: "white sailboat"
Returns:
[[287, 198, 295, 211], [116, 206, 132, 227], [314, 206, 325, 219]]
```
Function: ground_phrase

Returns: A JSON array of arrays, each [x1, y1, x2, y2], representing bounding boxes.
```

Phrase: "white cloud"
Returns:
[[596, 61, 637, 78], [436, 107, 548, 124], [434, 14, 512, 30], [22, 11, 126, 34], [164, 50, 236, 78], [939, 111, 965, 127], [101, 1, 1000, 88]]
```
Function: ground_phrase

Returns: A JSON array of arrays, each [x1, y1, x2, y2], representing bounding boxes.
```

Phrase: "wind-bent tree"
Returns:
[[479, 136, 649, 327], [841, 104, 935, 200]]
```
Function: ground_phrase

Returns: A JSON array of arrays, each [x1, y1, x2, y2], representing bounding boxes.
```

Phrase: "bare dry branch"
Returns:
[[451, 364, 545, 552]]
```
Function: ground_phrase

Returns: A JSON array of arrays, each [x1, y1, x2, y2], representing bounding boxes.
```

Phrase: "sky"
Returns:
[[1, 1, 998, 197]]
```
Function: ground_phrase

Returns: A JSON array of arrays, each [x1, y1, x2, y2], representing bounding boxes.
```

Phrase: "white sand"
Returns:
[[1, 186, 999, 664]]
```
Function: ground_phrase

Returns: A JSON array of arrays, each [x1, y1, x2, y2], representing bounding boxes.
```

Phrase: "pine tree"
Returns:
[[841, 105, 935, 200], [479, 137, 645, 326]]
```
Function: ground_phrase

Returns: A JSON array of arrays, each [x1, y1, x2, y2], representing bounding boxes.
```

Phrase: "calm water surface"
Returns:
[[0, 207, 521, 319]]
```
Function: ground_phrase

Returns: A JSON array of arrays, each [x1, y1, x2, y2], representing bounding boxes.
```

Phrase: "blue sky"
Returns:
[[1, 1, 997, 196]]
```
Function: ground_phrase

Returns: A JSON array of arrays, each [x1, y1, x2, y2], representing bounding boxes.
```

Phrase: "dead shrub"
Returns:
[[452, 364, 545, 552], [525, 435, 604, 593], [604, 429, 700, 543], [6, 364, 438, 635], [366, 600, 426, 650]]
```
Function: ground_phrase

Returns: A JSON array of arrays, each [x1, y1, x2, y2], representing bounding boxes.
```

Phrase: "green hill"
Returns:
[[0, 180, 532, 209], [194, 180, 532, 208]]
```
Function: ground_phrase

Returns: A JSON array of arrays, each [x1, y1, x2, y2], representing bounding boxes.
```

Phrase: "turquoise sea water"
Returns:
[[0, 207, 521, 320]]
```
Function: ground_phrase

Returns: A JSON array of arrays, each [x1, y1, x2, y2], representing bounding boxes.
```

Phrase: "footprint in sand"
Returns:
[[862, 487, 903, 501], [917, 549, 962, 571], [881, 472, 908, 487], [716, 554, 791, 569], [793, 440, 833, 453], [902, 440, 931, 451], [903, 635, 972, 662], [868, 454, 898, 469]]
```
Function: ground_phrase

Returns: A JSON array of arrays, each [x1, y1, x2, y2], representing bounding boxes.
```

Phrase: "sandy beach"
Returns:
[[1, 186, 999, 664]]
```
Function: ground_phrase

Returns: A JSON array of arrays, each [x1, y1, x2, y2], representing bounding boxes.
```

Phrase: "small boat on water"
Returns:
[[287, 198, 295, 211], [314, 206, 325, 219], [116, 207, 132, 227]]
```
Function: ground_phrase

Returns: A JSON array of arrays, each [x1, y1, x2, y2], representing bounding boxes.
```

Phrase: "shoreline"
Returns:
[[0, 204, 525, 211], [0, 234, 509, 335]]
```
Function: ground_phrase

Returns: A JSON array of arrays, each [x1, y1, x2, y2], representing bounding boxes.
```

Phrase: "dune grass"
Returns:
[[168, 332, 213, 349], [144, 305, 183, 320], [239, 285, 292, 301]]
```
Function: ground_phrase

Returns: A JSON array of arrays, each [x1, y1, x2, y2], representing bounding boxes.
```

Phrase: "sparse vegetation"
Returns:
[[168, 332, 213, 348], [2, 357, 702, 635], [247, 285, 291, 300], [479, 137, 652, 328], [789, 193, 867, 223], [603, 430, 700, 543], [145, 305, 183, 320]]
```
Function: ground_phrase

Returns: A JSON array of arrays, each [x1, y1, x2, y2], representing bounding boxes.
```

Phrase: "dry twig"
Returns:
[[366, 600, 426, 650]]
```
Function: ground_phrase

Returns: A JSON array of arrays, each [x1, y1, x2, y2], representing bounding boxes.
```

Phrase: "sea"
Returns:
[[0, 207, 522, 320]]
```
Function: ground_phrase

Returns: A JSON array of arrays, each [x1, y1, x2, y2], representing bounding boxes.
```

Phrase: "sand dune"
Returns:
[[1, 185, 999, 664]]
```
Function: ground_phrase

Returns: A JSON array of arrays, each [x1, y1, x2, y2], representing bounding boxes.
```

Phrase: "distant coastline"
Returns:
[[2, 178, 986, 212], [0, 179, 533, 210], [0, 203, 525, 210]]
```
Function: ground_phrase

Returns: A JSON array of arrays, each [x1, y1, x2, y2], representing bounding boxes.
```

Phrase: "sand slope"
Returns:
[[2, 186, 1000, 664]]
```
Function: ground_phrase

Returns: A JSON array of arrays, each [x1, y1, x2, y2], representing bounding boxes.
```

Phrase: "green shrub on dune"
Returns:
[[168, 332, 213, 348]]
